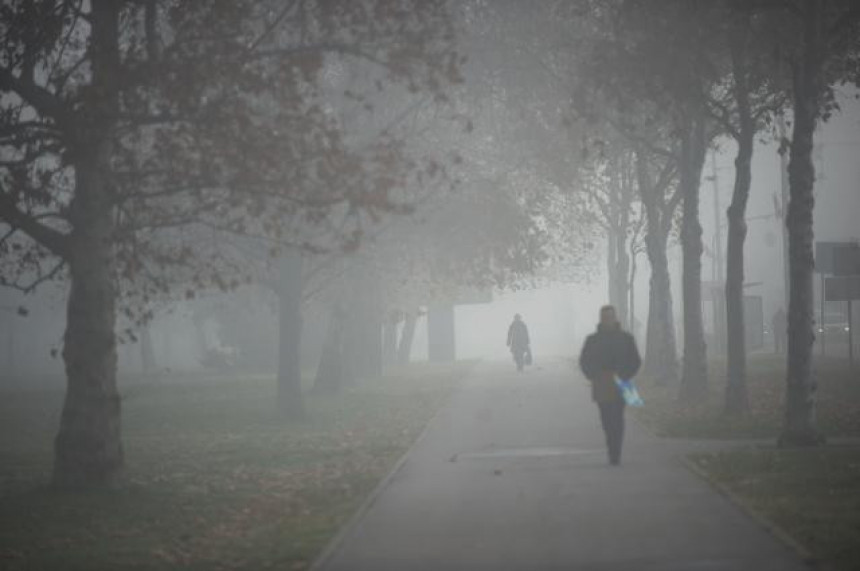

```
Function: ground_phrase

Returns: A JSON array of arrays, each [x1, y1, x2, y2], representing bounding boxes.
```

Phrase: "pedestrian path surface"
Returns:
[[314, 359, 809, 571]]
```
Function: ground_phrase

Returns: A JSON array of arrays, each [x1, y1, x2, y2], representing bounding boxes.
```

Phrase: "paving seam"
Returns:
[[681, 455, 822, 570], [309, 360, 482, 570]]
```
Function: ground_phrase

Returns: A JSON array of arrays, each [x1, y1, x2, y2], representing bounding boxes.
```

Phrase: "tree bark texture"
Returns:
[[53, 0, 123, 489], [780, 0, 824, 446], [679, 116, 709, 402], [636, 151, 678, 384], [277, 250, 305, 418], [724, 20, 754, 416]]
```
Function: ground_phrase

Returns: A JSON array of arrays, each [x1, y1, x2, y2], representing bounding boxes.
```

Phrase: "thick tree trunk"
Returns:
[[679, 117, 708, 402], [53, 0, 123, 489], [313, 305, 345, 394], [724, 25, 754, 416], [780, 0, 824, 446], [724, 131, 753, 414], [643, 230, 677, 383], [55, 196, 123, 488], [636, 152, 677, 384], [277, 250, 304, 418], [397, 310, 417, 365]]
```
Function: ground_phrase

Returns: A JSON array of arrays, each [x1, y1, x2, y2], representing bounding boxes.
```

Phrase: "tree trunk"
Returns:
[[313, 305, 345, 394], [397, 310, 417, 365], [53, 0, 123, 489], [277, 249, 304, 418], [724, 21, 754, 416], [679, 116, 709, 402], [780, 0, 824, 446], [636, 151, 677, 384]]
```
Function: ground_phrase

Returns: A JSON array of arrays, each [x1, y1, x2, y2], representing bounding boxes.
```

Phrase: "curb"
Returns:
[[309, 361, 479, 570], [681, 455, 823, 569]]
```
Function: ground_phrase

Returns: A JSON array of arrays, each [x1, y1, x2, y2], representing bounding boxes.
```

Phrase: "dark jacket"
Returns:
[[579, 324, 641, 403], [507, 320, 530, 352]]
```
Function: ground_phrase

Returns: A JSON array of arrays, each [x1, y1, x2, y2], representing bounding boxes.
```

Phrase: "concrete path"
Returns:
[[314, 359, 810, 571]]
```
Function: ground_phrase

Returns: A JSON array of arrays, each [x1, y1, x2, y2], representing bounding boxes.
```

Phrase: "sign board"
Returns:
[[833, 244, 860, 276], [825, 276, 860, 302], [816, 241, 857, 275]]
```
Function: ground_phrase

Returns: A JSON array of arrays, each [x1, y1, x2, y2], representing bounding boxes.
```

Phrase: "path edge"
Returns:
[[681, 455, 823, 569], [309, 360, 480, 570]]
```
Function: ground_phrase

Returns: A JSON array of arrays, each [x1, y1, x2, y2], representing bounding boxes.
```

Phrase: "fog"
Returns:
[[2, 2, 860, 569]]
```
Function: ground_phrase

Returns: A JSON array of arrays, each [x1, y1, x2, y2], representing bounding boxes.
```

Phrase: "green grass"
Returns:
[[634, 354, 860, 439], [690, 447, 860, 571], [0, 361, 474, 570]]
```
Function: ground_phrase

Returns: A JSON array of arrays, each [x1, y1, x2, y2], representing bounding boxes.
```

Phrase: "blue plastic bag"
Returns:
[[616, 378, 644, 407]]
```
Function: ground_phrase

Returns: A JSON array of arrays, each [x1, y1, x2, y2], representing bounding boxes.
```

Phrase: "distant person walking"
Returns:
[[772, 307, 787, 354], [507, 314, 531, 372], [579, 305, 641, 466]]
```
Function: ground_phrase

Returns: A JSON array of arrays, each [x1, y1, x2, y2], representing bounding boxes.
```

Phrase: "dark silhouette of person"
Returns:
[[772, 307, 787, 354], [507, 313, 531, 372], [579, 305, 641, 465]]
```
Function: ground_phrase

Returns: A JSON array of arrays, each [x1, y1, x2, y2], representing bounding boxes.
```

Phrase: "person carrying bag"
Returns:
[[579, 305, 642, 466]]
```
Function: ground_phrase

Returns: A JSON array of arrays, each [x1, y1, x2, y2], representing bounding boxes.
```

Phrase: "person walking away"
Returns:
[[507, 314, 531, 372], [579, 305, 641, 465]]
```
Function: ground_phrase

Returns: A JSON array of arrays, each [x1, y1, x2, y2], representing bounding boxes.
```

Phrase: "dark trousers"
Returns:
[[598, 401, 626, 464]]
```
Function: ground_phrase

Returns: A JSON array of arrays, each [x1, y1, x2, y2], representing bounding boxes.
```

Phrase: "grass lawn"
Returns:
[[634, 354, 860, 439], [0, 361, 474, 571], [689, 447, 860, 571]]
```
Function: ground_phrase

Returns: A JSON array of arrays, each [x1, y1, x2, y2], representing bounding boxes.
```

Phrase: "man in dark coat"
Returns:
[[507, 313, 531, 372], [579, 305, 641, 465]]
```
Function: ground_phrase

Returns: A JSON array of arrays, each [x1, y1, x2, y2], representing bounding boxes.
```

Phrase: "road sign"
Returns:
[[825, 276, 860, 302], [833, 243, 860, 276], [816, 241, 856, 275]]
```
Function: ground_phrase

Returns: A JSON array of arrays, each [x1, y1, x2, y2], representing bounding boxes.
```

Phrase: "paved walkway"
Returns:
[[314, 359, 810, 571]]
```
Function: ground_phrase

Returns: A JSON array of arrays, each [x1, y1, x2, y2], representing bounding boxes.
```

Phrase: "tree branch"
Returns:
[[0, 192, 69, 258], [0, 68, 69, 126]]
